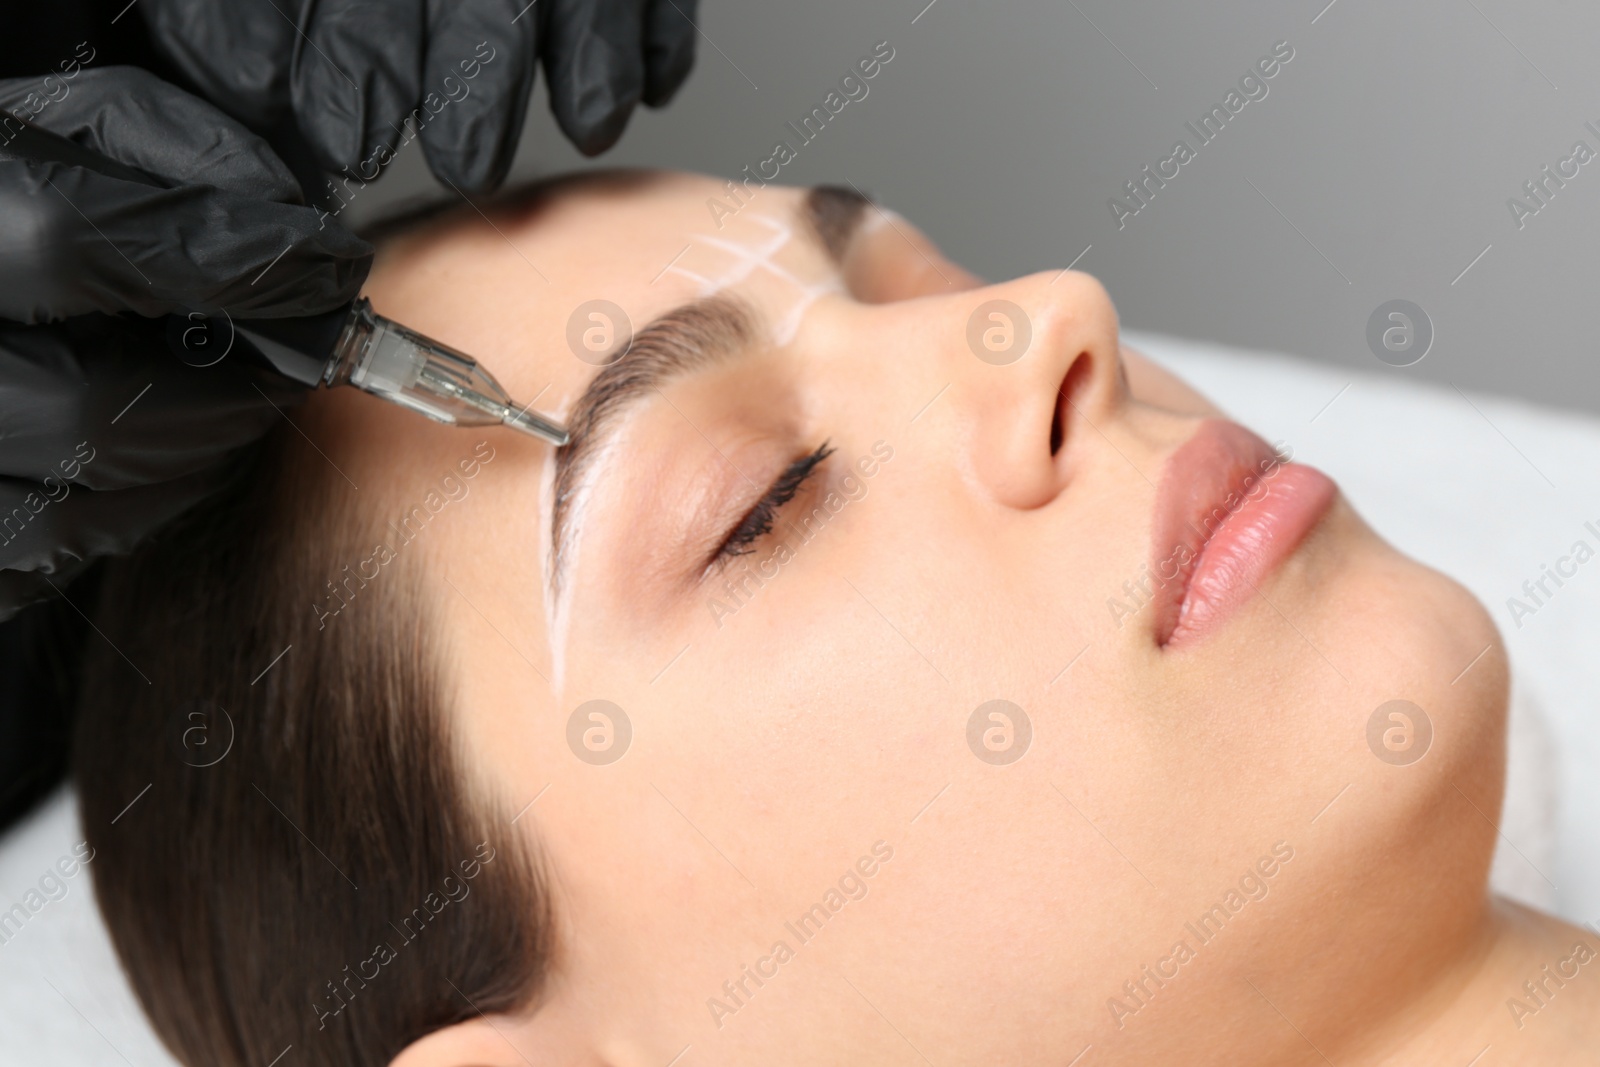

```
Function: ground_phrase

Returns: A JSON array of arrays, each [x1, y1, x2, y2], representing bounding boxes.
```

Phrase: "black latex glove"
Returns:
[[0, 65, 371, 620], [138, 0, 701, 193]]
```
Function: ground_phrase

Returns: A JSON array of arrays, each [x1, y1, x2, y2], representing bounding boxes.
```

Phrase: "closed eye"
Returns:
[[713, 442, 834, 563]]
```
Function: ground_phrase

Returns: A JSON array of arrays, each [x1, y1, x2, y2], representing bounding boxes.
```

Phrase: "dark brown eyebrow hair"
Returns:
[[549, 296, 755, 589], [805, 184, 873, 262], [547, 184, 875, 588]]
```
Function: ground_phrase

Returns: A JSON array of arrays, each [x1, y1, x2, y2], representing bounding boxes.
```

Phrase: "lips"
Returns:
[[1148, 420, 1336, 648]]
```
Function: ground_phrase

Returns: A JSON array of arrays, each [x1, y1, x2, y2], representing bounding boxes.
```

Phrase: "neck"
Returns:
[[1346, 898, 1600, 1065]]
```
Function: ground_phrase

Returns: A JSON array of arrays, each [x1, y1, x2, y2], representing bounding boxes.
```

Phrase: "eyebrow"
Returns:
[[547, 185, 873, 588]]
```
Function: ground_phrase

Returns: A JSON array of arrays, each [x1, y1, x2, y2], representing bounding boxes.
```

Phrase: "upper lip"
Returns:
[[1147, 419, 1286, 645]]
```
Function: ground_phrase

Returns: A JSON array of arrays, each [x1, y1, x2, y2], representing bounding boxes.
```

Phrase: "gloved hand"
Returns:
[[0, 65, 372, 620], [139, 0, 702, 193]]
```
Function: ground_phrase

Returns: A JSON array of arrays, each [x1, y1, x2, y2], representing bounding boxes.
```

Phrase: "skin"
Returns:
[[297, 171, 1600, 1066]]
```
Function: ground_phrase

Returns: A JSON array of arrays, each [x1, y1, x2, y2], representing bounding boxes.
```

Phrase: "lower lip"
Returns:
[[1163, 463, 1336, 648]]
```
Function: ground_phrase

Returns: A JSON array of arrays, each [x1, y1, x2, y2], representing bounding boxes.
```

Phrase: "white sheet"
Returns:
[[1, 332, 1595, 1064], [0, 789, 175, 1066]]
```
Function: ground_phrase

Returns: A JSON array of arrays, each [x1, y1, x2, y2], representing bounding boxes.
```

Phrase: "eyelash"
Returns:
[[715, 441, 835, 561]]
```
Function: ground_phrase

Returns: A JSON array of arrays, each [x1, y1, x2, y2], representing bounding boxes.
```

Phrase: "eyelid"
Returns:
[[705, 442, 833, 571]]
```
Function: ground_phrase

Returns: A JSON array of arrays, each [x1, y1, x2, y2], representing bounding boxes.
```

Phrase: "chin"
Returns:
[[1301, 496, 1506, 718], [1400, 555, 1508, 787], [1320, 503, 1509, 882], [1264, 494, 1507, 840], [1355, 517, 1505, 732]]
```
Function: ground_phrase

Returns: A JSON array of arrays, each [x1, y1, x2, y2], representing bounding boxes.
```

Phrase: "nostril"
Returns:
[[1051, 352, 1093, 457]]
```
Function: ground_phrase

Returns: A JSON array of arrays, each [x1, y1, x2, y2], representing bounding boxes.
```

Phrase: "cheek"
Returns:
[[1122, 346, 1223, 418]]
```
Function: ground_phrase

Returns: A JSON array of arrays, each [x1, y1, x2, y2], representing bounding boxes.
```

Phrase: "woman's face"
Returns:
[[325, 171, 1507, 1064]]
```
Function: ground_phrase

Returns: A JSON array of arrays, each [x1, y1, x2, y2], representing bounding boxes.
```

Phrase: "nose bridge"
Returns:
[[938, 271, 1125, 509]]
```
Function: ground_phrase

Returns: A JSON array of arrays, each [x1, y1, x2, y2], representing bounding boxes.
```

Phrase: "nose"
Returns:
[[945, 271, 1125, 509]]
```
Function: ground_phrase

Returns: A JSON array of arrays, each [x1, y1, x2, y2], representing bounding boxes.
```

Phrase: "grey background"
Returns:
[[350, 0, 1600, 413]]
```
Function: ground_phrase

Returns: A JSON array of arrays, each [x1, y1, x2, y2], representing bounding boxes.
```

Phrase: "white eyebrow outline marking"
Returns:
[[666, 214, 843, 345]]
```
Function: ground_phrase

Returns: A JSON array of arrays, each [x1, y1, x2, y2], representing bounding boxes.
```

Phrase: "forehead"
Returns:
[[361, 172, 830, 415]]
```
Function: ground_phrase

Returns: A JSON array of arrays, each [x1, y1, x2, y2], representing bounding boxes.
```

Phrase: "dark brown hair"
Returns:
[[73, 423, 553, 1066]]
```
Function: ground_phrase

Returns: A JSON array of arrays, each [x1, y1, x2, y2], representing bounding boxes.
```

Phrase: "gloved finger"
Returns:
[[0, 159, 371, 324], [0, 463, 238, 623], [417, 0, 540, 194], [291, 0, 428, 173], [0, 68, 302, 205], [542, 0, 646, 156], [0, 316, 300, 490], [138, 0, 296, 132], [641, 0, 697, 107]]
